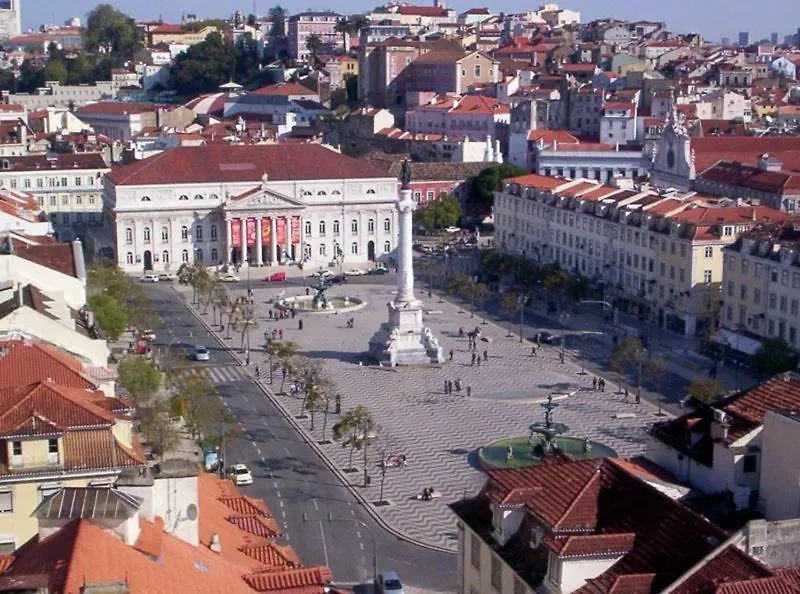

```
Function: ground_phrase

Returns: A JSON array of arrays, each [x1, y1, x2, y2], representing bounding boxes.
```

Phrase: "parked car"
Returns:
[[376, 571, 404, 594], [266, 271, 286, 282], [218, 273, 240, 283], [533, 331, 557, 344], [191, 345, 210, 361], [369, 266, 389, 275], [230, 463, 253, 486], [157, 273, 176, 281], [444, 226, 461, 233], [139, 274, 159, 283], [308, 269, 334, 278], [345, 268, 367, 276], [329, 274, 348, 284], [140, 329, 156, 341]]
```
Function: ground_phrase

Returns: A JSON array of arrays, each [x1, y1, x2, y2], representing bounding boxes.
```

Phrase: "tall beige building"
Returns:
[[0, 0, 21, 39]]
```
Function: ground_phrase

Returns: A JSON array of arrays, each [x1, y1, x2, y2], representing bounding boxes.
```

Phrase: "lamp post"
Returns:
[[559, 312, 569, 364], [303, 514, 377, 583], [518, 294, 526, 343]]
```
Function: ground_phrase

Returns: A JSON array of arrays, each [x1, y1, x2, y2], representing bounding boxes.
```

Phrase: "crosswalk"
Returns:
[[202, 364, 253, 385]]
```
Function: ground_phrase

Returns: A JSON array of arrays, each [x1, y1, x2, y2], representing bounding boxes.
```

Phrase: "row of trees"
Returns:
[[413, 193, 462, 232], [87, 261, 158, 340], [479, 250, 591, 301]]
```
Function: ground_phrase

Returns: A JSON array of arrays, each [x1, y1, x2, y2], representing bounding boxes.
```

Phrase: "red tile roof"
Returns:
[[691, 137, 800, 173], [671, 546, 775, 594], [397, 5, 448, 16], [244, 567, 333, 592], [527, 130, 580, 144], [698, 161, 800, 195], [12, 243, 78, 278], [547, 533, 636, 558], [150, 23, 186, 34], [0, 339, 96, 390], [725, 372, 800, 426], [107, 145, 394, 186], [75, 102, 171, 117], [0, 153, 107, 173], [505, 173, 570, 190], [249, 83, 317, 97]]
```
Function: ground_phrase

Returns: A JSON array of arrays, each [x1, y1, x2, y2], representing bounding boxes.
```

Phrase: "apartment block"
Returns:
[[287, 11, 343, 63]]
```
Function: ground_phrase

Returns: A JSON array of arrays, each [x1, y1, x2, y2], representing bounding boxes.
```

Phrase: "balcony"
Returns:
[[6, 453, 62, 472]]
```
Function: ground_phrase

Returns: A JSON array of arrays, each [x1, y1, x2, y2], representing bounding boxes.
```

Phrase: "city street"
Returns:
[[143, 283, 457, 593]]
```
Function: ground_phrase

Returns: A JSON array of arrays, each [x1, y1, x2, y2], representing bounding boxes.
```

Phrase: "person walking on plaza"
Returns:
[[624, 388, 629, 404], [466, 385, 472, 397], [476, 356, 481, 367], [592, 376, 597, 390], [449, 349, 454, 362], [600, 378, 606, 392], [531, 344, 537, 357], [455, 378, 461, 392], [483, 350, 488, 363], [278, 328, 284, 340], [459, 327, 464, 338], [444, 379, 449, 394], [471, 352, 476, 366], [635, 391, 641, 405]]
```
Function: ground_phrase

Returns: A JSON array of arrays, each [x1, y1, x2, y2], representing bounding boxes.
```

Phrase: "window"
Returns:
[[75, 196, 82, 205], [740, 285, 747, 300], [332, 189, 341, 195], [351, 242, 358, 255], [547, 552, 562, 584], [317, 190, 327, 196], [89, 213, 96, 223], [770, 293, 777, 309], [727, 281, 734, 296], [474, 64, 481, 76], [195, 248, 203, 262], [11, 441, 21, 456], [141, 195, 151, 202], [367, 188, 376, 195], [384, 218, 391, 232], [0, 489, 12, 513], [351, 219, 358, 233], [125, 228, 133, 244], [196, 226, 203, 241], [161, 226, 168, 241], [181, 226, 188, 240], [179, 195, 189, 201], [368, 218, 375, 234], [384, 241, 391, 253], [209, 194, 219, 201], [792, 299, 799, 316], [23, 178, 30, 188], [89, 196, 96, 204], [162, 251, 169, 263], [780, 295, 788, 312], [513, 576, 526, 594], [305, 221, 312, 236], [743, 454, 758, 473], [143, 227, 151, 243], [49, 196, 56, 206], [705, 246, 713, 257], [319, 244, 326, 256], [319, 221, 326, 236], [48, 439, 58, 454], [61, 195, 69, 205], [181, 249, 189, 262], [333, 220, 340, 235], [491, 555, 502, 591], [704, 270, 712, 283], [211, 248, 218, 261], [210, 225, 217, 240], [754, 288, 761, 305], [470, 534, 481, 569], [126, 252, 133, 264], [194, 194, 203, 200]]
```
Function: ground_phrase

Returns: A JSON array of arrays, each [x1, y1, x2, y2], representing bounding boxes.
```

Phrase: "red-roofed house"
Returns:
[[222, 83, 328, 127], [406, 50, 501, 107], [406, 94, 510, 142]]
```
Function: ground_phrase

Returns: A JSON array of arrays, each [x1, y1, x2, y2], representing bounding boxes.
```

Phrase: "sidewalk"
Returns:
[[179, 282, 665, 552]]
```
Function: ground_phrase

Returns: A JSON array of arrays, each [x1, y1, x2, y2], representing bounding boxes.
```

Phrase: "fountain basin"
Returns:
[[278, 295, 366, 314], [477, 435, 617, 470]]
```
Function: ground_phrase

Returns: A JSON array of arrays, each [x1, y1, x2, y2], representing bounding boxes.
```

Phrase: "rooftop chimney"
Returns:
[[210, 532, 222, 554], [757, 153, 782, 172]]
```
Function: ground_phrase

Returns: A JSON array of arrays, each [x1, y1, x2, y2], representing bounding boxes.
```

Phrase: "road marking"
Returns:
[[318, 522, 330, 567], [255, 447, 261, 456], [242, 395, 249, 403], [251, 404, 257, 412], [312, 498, 319, 511], [359, 542, 364, 551], [350, 508, 356, 516], [273, 481, 278, 488], [283, 447, 290, 455], [281, 510, 286, 518], [276, 490, 281, 498], [279, 500, 284, 507], [356, 531, 362, 539]]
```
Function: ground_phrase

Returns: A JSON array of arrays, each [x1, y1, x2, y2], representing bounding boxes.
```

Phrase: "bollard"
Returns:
[[299, 319, 304, 330]]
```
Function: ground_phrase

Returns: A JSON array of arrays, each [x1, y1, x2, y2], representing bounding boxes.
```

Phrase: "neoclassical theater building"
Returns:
[[104, 144, 400, 273]]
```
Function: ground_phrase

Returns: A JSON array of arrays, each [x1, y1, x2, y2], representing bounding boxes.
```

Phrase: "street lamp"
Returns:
[[559, 312, 569, 364], [303, 513, 377, 583], [517, 294, 526, 343]]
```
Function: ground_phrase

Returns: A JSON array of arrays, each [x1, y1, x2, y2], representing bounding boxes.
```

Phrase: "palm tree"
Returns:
[[305, 34, 323, 58], [334, 18, 349, 52], [333, 405, 375, 486], [347, 15, 369, 48]]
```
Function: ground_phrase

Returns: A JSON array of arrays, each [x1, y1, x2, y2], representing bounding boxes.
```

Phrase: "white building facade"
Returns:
[[105, 144, 400, 274]]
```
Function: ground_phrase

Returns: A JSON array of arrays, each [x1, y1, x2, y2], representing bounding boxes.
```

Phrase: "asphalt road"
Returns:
[[143, 282, 457, 592]]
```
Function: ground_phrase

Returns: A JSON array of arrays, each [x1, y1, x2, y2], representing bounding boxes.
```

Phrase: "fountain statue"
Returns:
[[528, 394, 570, 459], [311, 268, 332, 310]]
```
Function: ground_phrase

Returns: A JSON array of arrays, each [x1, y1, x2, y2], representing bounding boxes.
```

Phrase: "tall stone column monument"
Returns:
[[368, 161, 444, 365]]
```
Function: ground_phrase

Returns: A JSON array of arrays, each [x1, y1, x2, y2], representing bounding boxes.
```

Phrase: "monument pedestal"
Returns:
[[368, 300, 444, 365]]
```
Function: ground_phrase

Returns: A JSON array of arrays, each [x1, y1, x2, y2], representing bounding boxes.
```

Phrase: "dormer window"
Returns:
[[194, 194, 203, 200], [179, 195, 189, 201], [141, 196, 151, 202], [317, 190, 327, 196], [302, 190, 312, 197], [366, 189, 376, 194], [332, 189, 341, 195]]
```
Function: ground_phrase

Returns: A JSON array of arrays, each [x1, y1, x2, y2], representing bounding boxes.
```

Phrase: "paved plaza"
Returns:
[[188, 281, 666, 552]]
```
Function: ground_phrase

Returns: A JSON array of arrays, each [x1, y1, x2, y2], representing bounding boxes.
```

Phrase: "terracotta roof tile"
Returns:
[[691, 137, 800, 173], [672, 546, 776, 594], [0, 339, 96, 390], [134, 516, 164, 558], [250, 83, 317, 97], [228, 515, 283, 539], [221, 496, 272, 517], [63, 428, 145, 472], [505, 173, 572, 190], [8, 243, 78, 277], [240, 542, 300, 568], [244, 566, 333, 592], [725, 372, 800, 425], [548, 533, 636, 557], [107, 145, 394, 186]]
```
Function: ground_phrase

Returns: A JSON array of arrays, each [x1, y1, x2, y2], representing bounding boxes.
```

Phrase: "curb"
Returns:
[[177, 289, 455, 555]]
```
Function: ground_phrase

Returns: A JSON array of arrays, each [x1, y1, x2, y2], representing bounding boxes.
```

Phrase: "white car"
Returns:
[[139, 274, 159, 283], [345, 269, 367, 276], [191, 345, 210, 361], [157, 273, 176, 281], [309, 270, 334, 278], [218, 273, 240, 283], [444, 226, 461, 233], [231, 463, 253, 486]]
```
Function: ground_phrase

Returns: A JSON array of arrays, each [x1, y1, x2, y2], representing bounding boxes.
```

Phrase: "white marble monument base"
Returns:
[[368, 300, 444, 366]]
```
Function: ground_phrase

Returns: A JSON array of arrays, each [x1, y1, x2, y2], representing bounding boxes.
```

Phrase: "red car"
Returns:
[[266, 271, 286, 282]]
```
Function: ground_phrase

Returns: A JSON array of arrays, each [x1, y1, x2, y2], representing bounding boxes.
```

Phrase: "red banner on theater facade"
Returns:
[[246, 218, 256, 246], [262, 217, 271, 245], [276, 217, 287, 245], [231, 219, 242, 247], [291, 216, 300, 244]]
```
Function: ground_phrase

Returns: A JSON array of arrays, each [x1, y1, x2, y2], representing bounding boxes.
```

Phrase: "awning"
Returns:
[[711, 328, 763, 356]]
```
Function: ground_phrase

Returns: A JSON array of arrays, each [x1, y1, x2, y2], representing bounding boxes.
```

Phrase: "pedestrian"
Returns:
[[600, 378, 606, 392], [291, 309, 296, 319], [476, 356, 481, 367], [449, 349, 454, 361], [466, 385, 472, 397], [269, 310, 274, 320], [483, 350, 488, 362], [459, 327, 464, 338], [255, 365, 260, 379], [444, 379, 449, 394], [305, 287, 310, 296], [471, 352, 476, 365], [531, 345, 537, 357], [592, 377, 597, 390], [428, 290, 432, 299], [635, 391, 641, 405], [279, 328, 284, 340], [455, 378, 461, 392], [282, 367, 287, 380], [624, 388, 629, 403]]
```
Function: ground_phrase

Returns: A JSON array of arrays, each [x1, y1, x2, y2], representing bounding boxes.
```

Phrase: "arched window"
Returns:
[[196, 226, 203, 241], [141, 195, 151, 202], [384, 218, 391, 232], [162, 250, 169, 263], [181, 226, 188, 240], [211, 248, 218, 261], [125, 227, 133, 243], [319, 221, 326, 235], [317, 190, 327, 196], [194, 194, 203, 200], [368, 218, 375, 234], [126, 252, 133, 264], [366, 188, 376, 194], [305, 221, 312, 236], [351, 242, 358, 255], [210, 225, 217, 240], [161, 226, 168, 241], [181, 249, 189, 262], [143, 227, 151, 243], [301, 190, 312, 196], [332, 189, 341, 195], [333, 220, 340, 235], [384, 241, 391, 253], [351, 219, 358, 234], [179, 195, 189, 201], [195, 248, 203, 262], [319, 244, 326, 256]]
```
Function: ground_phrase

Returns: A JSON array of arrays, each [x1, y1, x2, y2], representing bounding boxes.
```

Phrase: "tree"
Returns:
[[473, 283, 490, 323], [0, 69, 15, 91], [470, 164, 525, 214], [87, 293, 128, 340], [169, 32, 237, 95], [171, 367, 216, 439], [265, 340, 298, 386], [686, 378, 725, 404], [414, 193, 462, 232], [345, 73, 358, 104], [247, 13, 258, 27], [305, 34, 324, 57], [118, 356, 162, 406], [333, 405, 375, 485], [268, 6, 287, 37], [500, 291, 523, 337], [335, 18, 350, 52], [140, 400, 180, 460], [609, 337, 666, 402], [317, 390, 334, 444], [752, 338, 798, 377], [83, 4, 144, 60]]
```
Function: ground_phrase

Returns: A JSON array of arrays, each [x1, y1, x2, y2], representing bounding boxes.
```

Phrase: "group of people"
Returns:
[[417, 487, 437, 501], [469, 350, 489, 366], [443, 379, 472, 397], [592, 376, 606, 391], [345, 318, 355, 328], [268, 308, 294, 321]]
